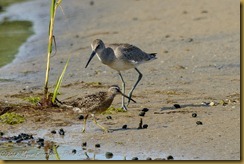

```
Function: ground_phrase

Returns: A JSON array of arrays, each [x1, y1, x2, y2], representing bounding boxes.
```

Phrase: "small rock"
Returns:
[[122, 125, 127, 129], [82, 142, 87, 147], [59, 128, 65, 135], [106, 116, 112, 119], [196, 121, 203, 125], [132, 157, 138, 160], [146, 157, 152, 160], [51, 130, 56, 134], [192, 113, 197, 117], [89, 1, 94, 5], [0, 132, 4, 136], [72, 149, 77, 154], [167, 155, 174, 160], [37, 138, 44, 147], [105, 152, 113, 159], [209, 101, 216, 106], [174, 104, 181, 109], [142, 108, 149, 112], [165, 34, 170, 38], [16, 139, 23, 143], [143, 124, 148, 129], [139, 111, 145, 116], [187, 38, 194, 42], [78, 115, 84, 120], [95, 143, 100, 148]]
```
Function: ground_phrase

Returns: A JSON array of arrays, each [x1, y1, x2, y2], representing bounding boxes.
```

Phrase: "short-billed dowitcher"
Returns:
[[85, 39, 157, 110], [66, 85, 136, 133]]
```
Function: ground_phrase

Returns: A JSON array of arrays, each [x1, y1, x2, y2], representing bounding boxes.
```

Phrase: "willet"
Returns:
[[85, 39, 157, 110], [64, 85, 136, 133]]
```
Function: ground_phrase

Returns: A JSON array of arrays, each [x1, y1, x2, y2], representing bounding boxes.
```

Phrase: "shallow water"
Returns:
[[0, 144, 126, 160]]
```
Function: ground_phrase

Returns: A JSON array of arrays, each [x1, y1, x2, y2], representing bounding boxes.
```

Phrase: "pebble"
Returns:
[[82, 142, 87, 147], [37, 138, 44, 147], [167, 155, 174, 160], [51, 130, 56, 134], [106, 116, 112, 120], [192, 113, 197, 117], [0, 132, 4, 136], [95, 143, 100, 148], [72, 149, 77, 154], [105, 152, 113, 159], [132, 157, 139, 160], [122, 125, 127, 129], [143, 124, 148, 129], [196, 121, 203, 125], [139, 111, 145, 116], [146, 157, 152, 160], [142, 108, 149, 112], [174, 104, 181, 108], [78, 115, 84, 120], [90, 1, 94, 5], [187, 38, 194, 42], [59, 128, 65, 135]]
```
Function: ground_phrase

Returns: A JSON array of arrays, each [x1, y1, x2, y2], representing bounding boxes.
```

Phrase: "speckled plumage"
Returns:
[[65, 85, 136, 133]]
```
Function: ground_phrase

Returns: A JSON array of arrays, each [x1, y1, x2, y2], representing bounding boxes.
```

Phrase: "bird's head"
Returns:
[[85, 39, 105, 68], [108, 85, 136, 103]]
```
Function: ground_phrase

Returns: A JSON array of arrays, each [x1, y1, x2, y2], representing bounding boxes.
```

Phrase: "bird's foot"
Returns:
[[121, 105, 128, 111]]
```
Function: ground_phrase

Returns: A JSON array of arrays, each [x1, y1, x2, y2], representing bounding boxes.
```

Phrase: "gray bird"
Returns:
[[85, 39, 156, 110]]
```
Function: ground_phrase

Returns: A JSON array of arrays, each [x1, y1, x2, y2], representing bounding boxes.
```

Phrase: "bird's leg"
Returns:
[[118, 71, 127, 111], [127, 68, 142, 106], [91, 114, 108, 133], [82, 114, 89, 133]]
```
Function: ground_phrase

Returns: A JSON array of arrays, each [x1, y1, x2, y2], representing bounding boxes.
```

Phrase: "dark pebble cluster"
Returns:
[[139, 108, 150, 116], [0, 133, 34, 144], [58, 128, 65, 135], [37, 138, 44, 147]]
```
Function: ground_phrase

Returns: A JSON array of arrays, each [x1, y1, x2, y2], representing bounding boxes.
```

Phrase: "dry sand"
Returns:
[[0, 0, 240, 160]]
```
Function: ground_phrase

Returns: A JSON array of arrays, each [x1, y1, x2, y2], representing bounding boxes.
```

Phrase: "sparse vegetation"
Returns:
[[0, 112, 25, 125]]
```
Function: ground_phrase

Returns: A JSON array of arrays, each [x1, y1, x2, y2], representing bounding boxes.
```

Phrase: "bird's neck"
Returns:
[[96, 48, 115, 65]]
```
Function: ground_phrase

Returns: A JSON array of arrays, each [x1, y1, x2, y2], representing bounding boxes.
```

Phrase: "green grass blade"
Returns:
[[53, 144, 60, 160], [52, 57, 70, 103]]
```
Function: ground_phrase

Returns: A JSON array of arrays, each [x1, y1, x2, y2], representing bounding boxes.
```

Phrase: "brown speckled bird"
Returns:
[[68, 85, 136, 133]]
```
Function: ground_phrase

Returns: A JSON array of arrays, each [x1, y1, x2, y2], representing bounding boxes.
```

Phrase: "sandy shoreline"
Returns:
[[0, 0, 240, 160]]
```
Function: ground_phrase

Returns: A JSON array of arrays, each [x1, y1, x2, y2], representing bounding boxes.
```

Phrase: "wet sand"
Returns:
[[0, 0, 240, 160]]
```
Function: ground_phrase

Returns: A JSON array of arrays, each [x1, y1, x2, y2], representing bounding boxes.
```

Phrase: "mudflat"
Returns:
[[0, 0, 240, 160]]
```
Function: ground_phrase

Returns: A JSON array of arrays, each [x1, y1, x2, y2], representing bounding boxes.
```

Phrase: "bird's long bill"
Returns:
[[85, 51, 96, 68], [119, 91, 136, 103]]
